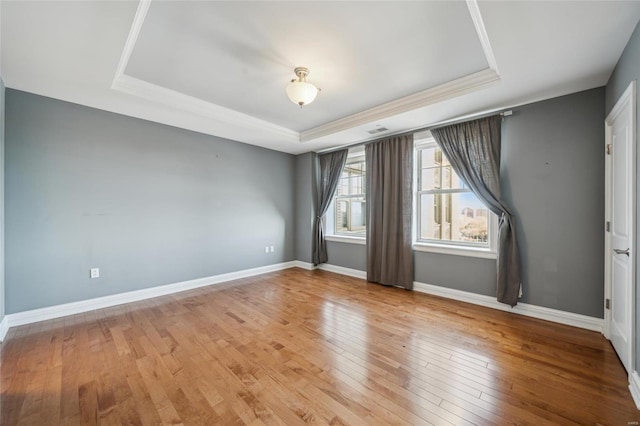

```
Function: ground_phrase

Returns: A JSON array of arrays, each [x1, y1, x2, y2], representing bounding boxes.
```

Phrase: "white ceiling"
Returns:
[[127, 1, 488, 132], [2, 1, 640, 155]]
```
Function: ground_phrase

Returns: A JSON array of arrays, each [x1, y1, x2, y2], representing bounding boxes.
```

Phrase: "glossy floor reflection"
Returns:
[[1, 268, 638, 425]]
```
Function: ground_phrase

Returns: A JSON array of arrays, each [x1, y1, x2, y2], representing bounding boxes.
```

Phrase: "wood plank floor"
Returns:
[[1, 268, 638, 425]]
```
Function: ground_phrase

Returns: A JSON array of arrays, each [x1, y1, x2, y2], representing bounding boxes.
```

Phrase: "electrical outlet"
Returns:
[[270, 245, 274, 253], [264, 246, 269, 254], [90, 268, 100, 279]]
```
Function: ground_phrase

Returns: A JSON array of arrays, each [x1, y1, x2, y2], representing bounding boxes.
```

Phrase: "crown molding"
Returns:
[[300, 68, 500, 142], [112, 0, 500, 145], [299, 0, 501, 143], [112, 74, 300, 142], [466, 0, 499, 74], [112, 0, 151, 82], [111, 0, 299, 143]]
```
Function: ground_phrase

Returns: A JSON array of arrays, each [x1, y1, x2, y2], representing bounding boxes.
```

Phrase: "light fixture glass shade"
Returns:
[[286, 81, 318, 106]]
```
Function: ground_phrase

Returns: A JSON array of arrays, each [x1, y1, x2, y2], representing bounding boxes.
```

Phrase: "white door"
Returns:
[[605, 81, 636, 374]]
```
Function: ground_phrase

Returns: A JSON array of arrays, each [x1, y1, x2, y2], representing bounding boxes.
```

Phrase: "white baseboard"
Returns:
[[0, 260, 604, 342], [316, 263, 603, 332], [413, 281, 603, 332], [0, 261, 301, 338], [317, 263, 367, 279], [0, 315, 9, 342], [630, 371, 640, 409], [292, 260, 316, 271]]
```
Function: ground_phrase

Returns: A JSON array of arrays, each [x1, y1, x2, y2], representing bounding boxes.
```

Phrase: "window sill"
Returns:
[[325, 235, 366, 245], [324, 235, 495, 258], [413, 243, 497, 259]]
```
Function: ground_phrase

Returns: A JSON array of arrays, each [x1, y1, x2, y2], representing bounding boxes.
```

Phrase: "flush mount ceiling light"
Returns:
[[286, 67, 320, 107]]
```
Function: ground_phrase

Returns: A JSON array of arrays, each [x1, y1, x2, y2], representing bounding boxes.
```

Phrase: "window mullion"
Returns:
[[415, 142, 492, 249], [420, 188, 470, 195], [336, 194, 365, 199], [333, 157, 366, 237]]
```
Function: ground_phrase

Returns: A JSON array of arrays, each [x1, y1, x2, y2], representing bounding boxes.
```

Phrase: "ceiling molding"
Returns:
[[300, 0, 501, 144], [111, 0, 299, 143], [111, 0, 500, 145], [299, 68, 500, 143], [112, 0, 151, 83], [466, 0, 499, 74], [112, 74, 300, 141]]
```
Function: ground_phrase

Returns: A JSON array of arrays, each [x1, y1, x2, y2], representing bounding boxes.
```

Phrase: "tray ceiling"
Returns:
[[2, 1, 640, 154], [125, 1, 489, 132]]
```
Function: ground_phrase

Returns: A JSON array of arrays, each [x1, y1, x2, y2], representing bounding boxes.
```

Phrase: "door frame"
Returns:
[[604, 80, 637, 375]]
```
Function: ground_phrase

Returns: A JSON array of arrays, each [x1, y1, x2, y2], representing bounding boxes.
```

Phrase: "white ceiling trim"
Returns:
[[113, 74, 301, 141], [299, 0, 501, 142], [299, 68, 500, 142], [111, 0, 501, 144], [111, 0, 299, 143], [112, 0, 150, 86], [466, 0, 499, 74]]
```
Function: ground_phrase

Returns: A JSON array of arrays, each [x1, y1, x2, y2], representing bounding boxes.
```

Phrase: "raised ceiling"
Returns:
[[126, 1, 489, 132], [2, 1, 640, 154]]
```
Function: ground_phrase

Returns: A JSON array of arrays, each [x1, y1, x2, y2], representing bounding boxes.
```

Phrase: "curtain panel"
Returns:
[[366, 135, 414, 289], [312, 149, 348, 266], [430, 115, 522, 306]]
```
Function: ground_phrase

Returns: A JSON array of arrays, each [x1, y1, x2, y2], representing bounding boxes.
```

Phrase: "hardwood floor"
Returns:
[[1, 268, 638, 425]]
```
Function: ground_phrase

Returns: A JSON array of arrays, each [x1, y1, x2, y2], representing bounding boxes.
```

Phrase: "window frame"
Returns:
[[413, 136, 497, 259], [326, 149, 367, 243]]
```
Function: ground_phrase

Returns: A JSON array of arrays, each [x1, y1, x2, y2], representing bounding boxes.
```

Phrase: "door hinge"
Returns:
[[606, 221, 611, 232], [606, 144, 612, 155], [606, 298, 610, 310]]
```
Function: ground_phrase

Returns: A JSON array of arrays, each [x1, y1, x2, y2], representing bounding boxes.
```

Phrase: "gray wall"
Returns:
[[325, 242, 496, 296], [294, 153, 314, 263], [320, 88, 605, 318], [606, 19, 640, 371], [502, 87, 605, 317], [5, 90, 296, 314], [327, 240, 367, 271], [414, 252, 495, 295], [2, 81, 607, 320]]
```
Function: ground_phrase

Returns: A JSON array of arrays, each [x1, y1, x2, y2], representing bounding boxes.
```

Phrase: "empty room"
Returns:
[[2, 0, 640, 424]]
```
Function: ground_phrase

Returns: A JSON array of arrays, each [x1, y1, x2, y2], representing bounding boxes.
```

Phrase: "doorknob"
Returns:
[[614, 248, 630, 256]]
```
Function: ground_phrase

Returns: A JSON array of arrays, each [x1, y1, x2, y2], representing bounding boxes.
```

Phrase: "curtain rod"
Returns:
[[317, 107, 513, 155]]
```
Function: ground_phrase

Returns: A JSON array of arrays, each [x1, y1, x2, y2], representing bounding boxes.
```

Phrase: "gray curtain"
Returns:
[[430, 115, 521, 306], [366, 135, 414, 289], [312, 149, 348, 266]]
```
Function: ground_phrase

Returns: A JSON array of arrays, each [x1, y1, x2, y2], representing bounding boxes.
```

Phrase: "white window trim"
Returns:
[[328, 147, 367, 239], [412, 243, 497, 259], [325, 234, 366, 245], [413, 134, 498, 258]]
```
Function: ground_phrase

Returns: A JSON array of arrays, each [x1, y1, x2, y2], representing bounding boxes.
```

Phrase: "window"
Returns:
[[415, 136, 496, 256], [325, 137, 496, 257], [334, 157, 366, 236]]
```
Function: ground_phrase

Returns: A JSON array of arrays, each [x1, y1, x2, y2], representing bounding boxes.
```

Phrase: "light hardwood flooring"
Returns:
[[1, 268, 638, 425]]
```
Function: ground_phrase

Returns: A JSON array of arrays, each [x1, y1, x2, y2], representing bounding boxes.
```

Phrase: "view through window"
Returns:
[[330, 141, 493, 250], [417, 142, 491, 246], [334, 159, 366, 236]]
